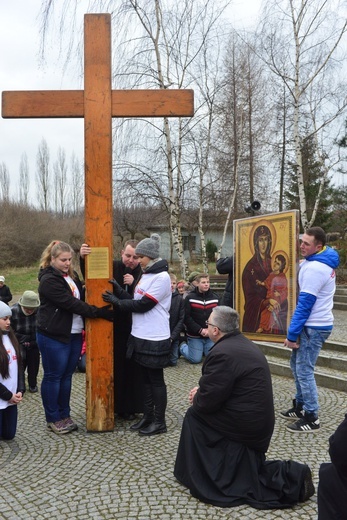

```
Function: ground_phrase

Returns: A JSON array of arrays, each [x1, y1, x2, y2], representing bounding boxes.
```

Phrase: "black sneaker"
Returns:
[[286, 414, 320, 433], [279, 399, 304, 420], [299, 467, 315, 502]]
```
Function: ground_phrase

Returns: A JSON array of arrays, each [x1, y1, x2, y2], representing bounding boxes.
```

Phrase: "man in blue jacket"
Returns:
[[281, 227, 340, 433]]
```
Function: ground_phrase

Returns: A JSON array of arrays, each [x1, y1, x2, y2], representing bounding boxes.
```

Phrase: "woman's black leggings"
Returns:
[[141, 366, 165, 387]]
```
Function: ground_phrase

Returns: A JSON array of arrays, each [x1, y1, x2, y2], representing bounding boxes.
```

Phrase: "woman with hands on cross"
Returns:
[[102, 234, 172, 437], [36, 240, 113, 435]]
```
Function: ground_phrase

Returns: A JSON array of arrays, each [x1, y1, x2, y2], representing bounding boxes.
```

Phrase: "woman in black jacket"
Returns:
[[0, 276, 12, 304], [0, 301, 25, 440], [37, 240, 113, 435]]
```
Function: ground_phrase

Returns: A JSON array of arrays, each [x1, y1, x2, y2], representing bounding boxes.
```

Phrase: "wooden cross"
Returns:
[[2, 13, 194, 432]]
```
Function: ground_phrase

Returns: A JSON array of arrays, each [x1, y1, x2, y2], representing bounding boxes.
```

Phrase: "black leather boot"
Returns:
[[139, 385, 167, 436], [130, 384, 154, 431]]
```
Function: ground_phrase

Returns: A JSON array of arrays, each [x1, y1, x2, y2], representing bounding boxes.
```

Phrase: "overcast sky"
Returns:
[[0, 0, 261, 202]]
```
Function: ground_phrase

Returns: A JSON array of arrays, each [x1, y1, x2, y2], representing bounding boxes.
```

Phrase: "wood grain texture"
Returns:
[[84, 14, 114, 432], [2, 89, 194, 118]]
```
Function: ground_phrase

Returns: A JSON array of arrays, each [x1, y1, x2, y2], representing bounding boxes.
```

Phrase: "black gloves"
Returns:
[[102, 293, 157, 314], [95, 304, 114, 321], [108, 278, 124, 297], [102, 291, 121, 308]]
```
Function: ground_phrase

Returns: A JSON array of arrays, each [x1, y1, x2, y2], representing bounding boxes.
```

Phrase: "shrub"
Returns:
[[206, 239, 217, 262], [0, 202, 84, 268]]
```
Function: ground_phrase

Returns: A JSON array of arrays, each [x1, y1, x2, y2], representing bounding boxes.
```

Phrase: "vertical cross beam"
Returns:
[[84, 14, 114, 431]]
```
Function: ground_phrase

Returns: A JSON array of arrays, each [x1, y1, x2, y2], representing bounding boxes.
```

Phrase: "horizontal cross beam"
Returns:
[[2, 89, 194, 118]]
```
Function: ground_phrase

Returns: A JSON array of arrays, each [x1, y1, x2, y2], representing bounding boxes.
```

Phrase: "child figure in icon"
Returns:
[[256, 253, 288, 335]]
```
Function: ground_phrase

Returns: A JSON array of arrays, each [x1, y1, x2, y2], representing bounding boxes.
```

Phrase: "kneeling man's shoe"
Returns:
[[299, 467, 315, 502]]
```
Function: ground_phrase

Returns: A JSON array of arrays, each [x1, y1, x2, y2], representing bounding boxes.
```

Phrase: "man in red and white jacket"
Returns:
[[180, 274, 219, 364]]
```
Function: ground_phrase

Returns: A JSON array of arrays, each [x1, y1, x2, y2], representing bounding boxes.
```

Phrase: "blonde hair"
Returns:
[[40, 240, 75, 278]]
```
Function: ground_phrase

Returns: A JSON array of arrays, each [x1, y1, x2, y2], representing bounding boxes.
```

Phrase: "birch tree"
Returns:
[[38, 0, 231, 277], [113, 0, 231, 276], [258, 0, 347, 230]]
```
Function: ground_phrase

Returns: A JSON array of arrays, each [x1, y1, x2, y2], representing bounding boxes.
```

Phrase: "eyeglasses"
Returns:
[[206, 320, 218, 328]]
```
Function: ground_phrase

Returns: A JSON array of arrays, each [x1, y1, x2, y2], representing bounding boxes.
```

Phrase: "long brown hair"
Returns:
[[39, 240, 75, 278], [0, 329, 20, 379]]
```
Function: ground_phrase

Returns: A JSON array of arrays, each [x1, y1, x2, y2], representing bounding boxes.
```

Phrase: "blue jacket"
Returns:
[[287, 246, 340, 341]]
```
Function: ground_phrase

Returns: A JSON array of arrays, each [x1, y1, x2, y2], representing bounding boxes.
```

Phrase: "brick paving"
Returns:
[[1, 310, 346, 519]]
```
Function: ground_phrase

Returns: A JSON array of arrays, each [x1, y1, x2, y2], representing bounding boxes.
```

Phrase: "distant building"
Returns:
[[147, 225, 233, 262]]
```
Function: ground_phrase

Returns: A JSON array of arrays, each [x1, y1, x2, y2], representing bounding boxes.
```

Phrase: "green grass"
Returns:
[[2, 266, 39, 297], [3, 262, 215, 298], [2, 259, 345, 301]]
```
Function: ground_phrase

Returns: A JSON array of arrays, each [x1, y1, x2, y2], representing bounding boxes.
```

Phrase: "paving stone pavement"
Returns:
[[329, 308, 347, 343], [1, 311, 346, 519]]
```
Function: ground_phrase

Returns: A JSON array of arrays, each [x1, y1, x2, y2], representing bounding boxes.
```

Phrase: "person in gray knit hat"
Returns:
[[103, 232, 172, 436], [135, 234, 161, 259], [0, 300, 25, 440], [0, 301, 12, 319]]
